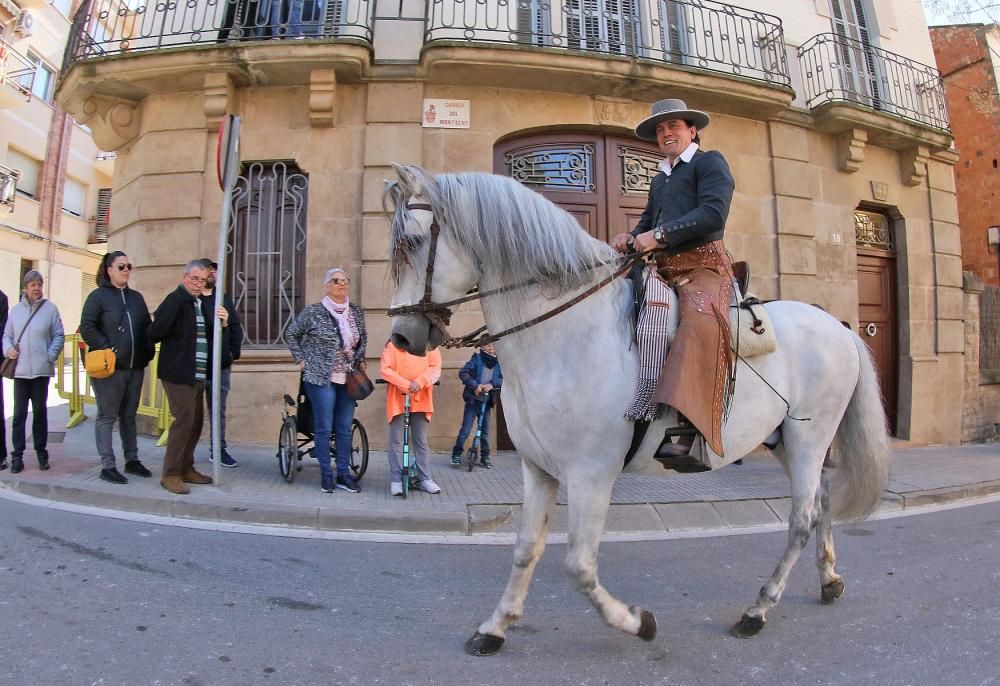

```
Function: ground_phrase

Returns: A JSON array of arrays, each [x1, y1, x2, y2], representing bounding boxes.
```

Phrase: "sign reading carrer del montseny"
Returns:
[[422, 99, 470, 129]]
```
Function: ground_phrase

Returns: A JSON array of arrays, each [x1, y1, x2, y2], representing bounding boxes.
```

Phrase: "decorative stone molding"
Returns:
[[835, 128, 866, 173], [593, 96, 631, 127], [900, 145, 930, 187], [309, 69, 337, 128], [204, 73, 236, 130], [77, 95, 142, 152]]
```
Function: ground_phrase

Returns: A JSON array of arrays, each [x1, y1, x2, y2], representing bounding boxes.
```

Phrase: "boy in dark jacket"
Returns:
[[197, 258, 242, 468], [450, 343, 502, 469]]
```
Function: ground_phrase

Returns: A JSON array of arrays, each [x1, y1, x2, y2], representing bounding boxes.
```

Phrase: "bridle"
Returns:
[[385, 202, 652, 348]]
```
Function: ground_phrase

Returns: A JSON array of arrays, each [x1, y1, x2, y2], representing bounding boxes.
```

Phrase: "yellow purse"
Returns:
[[85, 348, 117, 379]]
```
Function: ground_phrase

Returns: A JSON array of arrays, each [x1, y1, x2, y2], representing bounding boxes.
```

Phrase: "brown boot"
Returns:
[[161, 475, 190, 495], [182, 469, 213, 485]]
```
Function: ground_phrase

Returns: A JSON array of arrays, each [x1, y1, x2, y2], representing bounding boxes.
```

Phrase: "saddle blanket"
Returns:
[[729, 295, 777, 358]]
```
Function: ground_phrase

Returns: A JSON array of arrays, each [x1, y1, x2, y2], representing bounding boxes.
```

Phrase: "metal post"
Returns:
[[212, 115, 240, 485]]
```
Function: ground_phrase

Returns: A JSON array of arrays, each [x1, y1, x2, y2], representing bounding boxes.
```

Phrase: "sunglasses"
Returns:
[[330, 278, 350, 285], [115, 263, 134, 272]]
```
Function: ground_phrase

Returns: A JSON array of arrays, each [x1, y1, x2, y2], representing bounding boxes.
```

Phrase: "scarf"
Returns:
[[322, 296, 356, 353]]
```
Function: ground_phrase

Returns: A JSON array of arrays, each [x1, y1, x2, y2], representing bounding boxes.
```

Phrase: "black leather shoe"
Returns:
[[100, 468, 128, 484], [37, 452, 49, 471], [10, 456, 24, 474], [124, 460, 153, 478], [655, 442, 710, 473]]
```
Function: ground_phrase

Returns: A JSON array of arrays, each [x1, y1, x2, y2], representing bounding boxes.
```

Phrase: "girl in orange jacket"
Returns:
[[380, 341, 442, 495]]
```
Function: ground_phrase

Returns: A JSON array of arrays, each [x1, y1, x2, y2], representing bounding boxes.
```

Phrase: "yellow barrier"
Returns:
[[55, 334, 173, 446]]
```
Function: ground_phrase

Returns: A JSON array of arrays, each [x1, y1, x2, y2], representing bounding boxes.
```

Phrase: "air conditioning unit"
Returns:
[[15, 11, 35, 38]]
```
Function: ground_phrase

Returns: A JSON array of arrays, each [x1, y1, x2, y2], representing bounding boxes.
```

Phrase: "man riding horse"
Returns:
[[612, 98, 736, 471]]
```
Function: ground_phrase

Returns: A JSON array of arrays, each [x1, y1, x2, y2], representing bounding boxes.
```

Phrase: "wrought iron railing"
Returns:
[[1, 35, 36, 102], [424, 0, 790, 87], [1, 163, 20, 213], [63, 0, 375, 69], [798, 33, 949, 131]]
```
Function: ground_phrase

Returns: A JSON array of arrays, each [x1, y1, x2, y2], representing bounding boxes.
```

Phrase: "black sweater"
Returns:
[[147, 285, 204, 385]]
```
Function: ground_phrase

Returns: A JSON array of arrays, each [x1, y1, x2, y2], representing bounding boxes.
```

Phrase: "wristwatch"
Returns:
[[652, 227, 666, 246]]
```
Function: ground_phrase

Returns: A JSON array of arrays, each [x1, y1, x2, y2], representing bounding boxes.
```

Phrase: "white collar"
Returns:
[[658, 143, 699, 176]]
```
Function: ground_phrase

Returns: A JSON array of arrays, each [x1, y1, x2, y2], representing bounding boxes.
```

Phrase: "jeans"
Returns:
[[204, 367, 231, 457], [0, 378, 6, 458], [452, 400, 491, 457], [388, 412, 432, 484], [161, 381, 205, 478], [11, 376, 49, 455], [92, 368, 145, 470], [303, 381, 355, 479]]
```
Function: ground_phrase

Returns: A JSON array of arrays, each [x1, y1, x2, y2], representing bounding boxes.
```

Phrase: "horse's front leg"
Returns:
[[732, 446, 823, 638], [564, 470, 657, 642], [465, 460, 558, 656]]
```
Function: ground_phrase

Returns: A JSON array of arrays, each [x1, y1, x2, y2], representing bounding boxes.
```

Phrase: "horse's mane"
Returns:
[[384, 165, 625, 326]]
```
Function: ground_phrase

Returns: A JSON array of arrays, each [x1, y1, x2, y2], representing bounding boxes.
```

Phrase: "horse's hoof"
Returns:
[[464, 632, 505, 656], [730, 614, 765, 639], [821, 578, 845, 604], [631, 606, 657, 641]]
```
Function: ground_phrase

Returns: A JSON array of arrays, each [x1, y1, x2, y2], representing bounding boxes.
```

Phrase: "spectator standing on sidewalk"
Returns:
[[0, 287, 7, 470], [147, 260, 227, 495], [197, 258, 242, 468], [286, 267, 367, 494], [80, 251, 156, 485], [2, 271, 64, 474], [450, 343, 503, 469], [380, 340, 442, 496]]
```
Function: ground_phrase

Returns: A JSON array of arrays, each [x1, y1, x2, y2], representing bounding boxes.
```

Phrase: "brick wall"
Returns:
[[930, 26, 1000, 286]]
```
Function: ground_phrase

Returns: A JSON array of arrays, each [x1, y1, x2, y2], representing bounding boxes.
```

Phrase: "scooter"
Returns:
[[465, 390, 491, 472]]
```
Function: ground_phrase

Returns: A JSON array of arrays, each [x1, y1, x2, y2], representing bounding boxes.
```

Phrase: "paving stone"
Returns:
[[712, 500, 782, 528], [654, 502, 726, 531]]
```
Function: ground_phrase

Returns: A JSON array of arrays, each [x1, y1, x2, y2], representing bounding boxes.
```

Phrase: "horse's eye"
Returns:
[[405, 235, 424, 252]]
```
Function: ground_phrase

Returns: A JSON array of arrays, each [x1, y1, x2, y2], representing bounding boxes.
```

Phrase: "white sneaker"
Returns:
[[419, 479, 441, 494], [390, 482, 403, 496]]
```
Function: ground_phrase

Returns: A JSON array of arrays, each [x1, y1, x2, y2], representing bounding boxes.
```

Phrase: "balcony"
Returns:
[[59, 0, 376, 111], [95, 150, 117, 176], [797, 33, 951, 148], [0, 36, 36, 109], [421, 0, 793, 118]]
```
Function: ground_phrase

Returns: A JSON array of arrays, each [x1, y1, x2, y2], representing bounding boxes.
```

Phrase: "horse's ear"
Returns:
[[392, 163, 423, 197]]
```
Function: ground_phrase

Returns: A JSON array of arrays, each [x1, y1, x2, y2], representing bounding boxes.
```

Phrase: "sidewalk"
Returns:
[[3, 403, 1000, 536]]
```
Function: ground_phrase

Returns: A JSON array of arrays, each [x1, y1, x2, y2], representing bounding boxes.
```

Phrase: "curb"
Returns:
[[4, 477, 1000, 537]]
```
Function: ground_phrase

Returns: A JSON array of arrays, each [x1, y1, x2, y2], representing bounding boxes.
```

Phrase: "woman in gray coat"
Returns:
[[2, 271, 65, 474]]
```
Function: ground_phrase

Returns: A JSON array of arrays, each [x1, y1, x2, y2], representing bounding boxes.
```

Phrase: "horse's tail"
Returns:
[[831, 334, 891, 521]]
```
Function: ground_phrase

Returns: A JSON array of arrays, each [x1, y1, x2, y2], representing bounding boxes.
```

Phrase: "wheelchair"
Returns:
[[276, 379, 369, 484]]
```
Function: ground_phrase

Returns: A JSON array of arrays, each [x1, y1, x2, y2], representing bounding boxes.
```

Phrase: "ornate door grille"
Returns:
[[227, 161, 308, 347]]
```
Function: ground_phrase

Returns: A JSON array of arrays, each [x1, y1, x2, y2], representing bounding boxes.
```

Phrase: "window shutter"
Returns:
[[6, 148, 40, 198], [94, 188, 112, 242], [63, 177, 86, 217]]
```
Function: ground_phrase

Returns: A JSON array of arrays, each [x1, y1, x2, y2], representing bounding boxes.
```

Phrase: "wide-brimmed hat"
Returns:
[[634, 99, 711, 141]]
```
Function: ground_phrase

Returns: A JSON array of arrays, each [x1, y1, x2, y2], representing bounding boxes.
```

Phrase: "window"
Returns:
[[22, 53, 55, 103], [6, 148, 41, 199], [20, 258, 33, 285], [92, 188, 112, 243], [62, 177, 86, 217]]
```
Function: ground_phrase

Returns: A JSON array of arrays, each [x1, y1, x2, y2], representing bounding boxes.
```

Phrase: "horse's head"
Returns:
[[384, 163, 478, 355]]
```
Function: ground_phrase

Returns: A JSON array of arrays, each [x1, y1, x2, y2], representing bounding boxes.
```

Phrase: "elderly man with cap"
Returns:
[[286, 267, 368, 494], [197, 257, 243, 468], [611, 98, 736, 471]]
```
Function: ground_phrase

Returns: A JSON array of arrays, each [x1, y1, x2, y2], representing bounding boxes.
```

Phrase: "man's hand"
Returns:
[[408, 380, 421, 394], [611, 232, 634, 254], [482, 383, 494, 393], [633, 230, 663, 253], [216, 306, 229, 326], [6, 347, 18, 360]]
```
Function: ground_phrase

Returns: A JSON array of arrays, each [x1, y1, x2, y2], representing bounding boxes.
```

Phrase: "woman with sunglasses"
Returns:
[[79, 251, 156, 484], [286, 267, 367, 494]]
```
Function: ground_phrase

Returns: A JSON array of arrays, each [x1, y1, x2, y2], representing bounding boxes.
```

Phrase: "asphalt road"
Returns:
[[0, 496, 998, 686]]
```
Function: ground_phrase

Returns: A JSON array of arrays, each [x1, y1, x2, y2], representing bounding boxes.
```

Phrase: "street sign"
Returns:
[[216, 114, 241, 190]]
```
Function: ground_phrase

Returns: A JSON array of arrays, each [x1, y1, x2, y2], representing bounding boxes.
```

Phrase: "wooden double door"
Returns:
[[857, 251, 898, 435], [490, 132, 662, 448]]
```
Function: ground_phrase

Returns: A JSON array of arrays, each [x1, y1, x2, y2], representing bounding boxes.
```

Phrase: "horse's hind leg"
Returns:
[[816, 466, 845, 603], [465, 461, 558, 656], [732, 444, 824, 639], [564, 472, 656, 642]]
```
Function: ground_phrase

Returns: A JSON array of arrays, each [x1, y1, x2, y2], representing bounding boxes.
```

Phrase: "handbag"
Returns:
[[2, 299, 45, 379], [85, 348, 117, 379], [345, 367, 374, 401], [84, 299, 130, 380]]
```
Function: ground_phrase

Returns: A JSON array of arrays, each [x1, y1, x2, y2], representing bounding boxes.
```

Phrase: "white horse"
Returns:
[[383, 163, 890, 655]]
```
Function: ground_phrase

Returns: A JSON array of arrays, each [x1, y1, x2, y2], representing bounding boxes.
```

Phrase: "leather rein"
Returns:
[[385, 202, 652, 349]]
